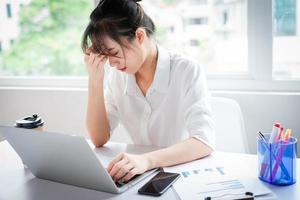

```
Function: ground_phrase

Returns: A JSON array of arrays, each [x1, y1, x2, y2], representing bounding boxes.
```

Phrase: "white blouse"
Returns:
[[104, 45, 215, 149]]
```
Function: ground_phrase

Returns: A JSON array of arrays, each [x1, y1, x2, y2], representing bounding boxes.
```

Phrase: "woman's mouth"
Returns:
[[119, 67, 127, 72]]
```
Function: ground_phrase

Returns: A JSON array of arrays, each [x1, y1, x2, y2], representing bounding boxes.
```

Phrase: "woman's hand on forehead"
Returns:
[[84, 47, 93, 56]]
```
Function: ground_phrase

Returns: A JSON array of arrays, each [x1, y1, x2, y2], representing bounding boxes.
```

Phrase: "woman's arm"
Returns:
[[145, 137, 212, 169], [86, 80, 110, 147], [107, 138, 212, 182], [85, 52, 110, 147]]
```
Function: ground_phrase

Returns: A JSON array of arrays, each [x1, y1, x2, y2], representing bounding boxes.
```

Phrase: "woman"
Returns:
[[82, 0, 215, 183]]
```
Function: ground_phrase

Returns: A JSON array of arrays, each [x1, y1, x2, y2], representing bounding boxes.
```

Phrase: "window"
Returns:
[[142, 0, 248, 76], [0, 0, 93, 76], [6, 3, 12, 18], [0, 0, 300, 91], [273, 0, 300, 80]]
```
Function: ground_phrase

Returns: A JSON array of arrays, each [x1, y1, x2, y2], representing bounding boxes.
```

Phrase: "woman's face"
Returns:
[[102, 36, 146, 74]]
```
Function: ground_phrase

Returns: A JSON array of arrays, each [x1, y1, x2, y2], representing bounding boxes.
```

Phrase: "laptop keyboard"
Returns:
[[115, 174, 141, 188]]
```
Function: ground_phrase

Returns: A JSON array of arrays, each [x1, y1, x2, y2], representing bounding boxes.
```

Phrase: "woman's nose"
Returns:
[[109, 57, 123, 68]]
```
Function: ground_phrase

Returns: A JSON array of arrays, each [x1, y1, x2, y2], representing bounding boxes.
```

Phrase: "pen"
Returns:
[[259, 131, 267, 143], [258, 132, 269, 178]]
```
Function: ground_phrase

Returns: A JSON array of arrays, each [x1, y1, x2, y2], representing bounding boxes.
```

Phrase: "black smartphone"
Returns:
[[138, 171, 180, 196]]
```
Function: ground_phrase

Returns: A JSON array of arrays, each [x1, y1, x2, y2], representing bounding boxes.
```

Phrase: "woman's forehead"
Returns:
[[102, 36, 122, 50]]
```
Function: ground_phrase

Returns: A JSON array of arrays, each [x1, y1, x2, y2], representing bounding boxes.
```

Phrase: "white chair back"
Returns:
[[211, 97, 249, 153]]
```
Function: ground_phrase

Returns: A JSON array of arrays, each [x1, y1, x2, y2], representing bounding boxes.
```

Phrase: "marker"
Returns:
[[261, 122, 281, 178], [276, 127, 284, 143], [283, 129, 291, 142], [269, 123, 281, 143]]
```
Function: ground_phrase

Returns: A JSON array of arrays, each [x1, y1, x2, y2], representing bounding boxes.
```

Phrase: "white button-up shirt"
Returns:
[[104, 45, 215, 149]]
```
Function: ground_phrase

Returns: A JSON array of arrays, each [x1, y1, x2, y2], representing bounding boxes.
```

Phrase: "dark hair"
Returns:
[[81, 0, 155, 56]]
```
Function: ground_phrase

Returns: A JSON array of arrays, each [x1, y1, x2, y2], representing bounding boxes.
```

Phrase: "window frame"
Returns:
[[1, 0, 300, 92]]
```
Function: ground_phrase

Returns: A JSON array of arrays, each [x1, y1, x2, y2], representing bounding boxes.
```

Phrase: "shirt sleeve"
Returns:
[[182, 62, 215, 150], [104, 67, 120, 135]]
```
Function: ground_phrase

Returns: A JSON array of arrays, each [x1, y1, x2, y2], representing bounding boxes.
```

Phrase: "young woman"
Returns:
[[82, 0, 215, 183]]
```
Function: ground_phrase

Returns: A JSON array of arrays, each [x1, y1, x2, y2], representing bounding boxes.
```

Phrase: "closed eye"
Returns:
[[111, 51, 119, 56], [107, 48, 121, 58]]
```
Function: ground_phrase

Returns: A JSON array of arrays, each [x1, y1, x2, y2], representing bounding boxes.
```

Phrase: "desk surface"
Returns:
[[0, 140, 299, 200]]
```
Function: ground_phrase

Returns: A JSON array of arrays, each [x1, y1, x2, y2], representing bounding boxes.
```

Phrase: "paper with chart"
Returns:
[[164, 159, 277, 200]]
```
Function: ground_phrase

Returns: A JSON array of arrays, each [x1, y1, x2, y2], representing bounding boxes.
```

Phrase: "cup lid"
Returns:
[[15, 114, 44, 129]]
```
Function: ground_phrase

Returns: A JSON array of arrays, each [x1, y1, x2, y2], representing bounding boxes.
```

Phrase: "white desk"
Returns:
[[0, 140, 299, 200]]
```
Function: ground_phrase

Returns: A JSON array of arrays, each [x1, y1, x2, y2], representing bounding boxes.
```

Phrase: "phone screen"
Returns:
[[138, 171, 180, 196]]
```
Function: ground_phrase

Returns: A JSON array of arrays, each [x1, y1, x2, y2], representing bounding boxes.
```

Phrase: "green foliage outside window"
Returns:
[[0, 0, 92, 76]]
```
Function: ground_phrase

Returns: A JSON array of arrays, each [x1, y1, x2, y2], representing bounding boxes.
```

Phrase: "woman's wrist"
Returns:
[[87, 66, 105, 85], [88, 76, 104, 89], [143, 152, 158, 170]]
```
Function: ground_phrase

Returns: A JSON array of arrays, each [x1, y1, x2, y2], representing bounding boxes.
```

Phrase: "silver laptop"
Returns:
[[0, 126, 157, 193]]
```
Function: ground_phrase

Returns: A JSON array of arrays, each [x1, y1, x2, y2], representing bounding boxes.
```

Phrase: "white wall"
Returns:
[[0, 88, 299, 157], [0, 88, 131, 143]]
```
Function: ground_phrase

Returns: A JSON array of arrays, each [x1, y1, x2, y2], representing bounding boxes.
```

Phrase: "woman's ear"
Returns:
[[135, 27, 146, 45]]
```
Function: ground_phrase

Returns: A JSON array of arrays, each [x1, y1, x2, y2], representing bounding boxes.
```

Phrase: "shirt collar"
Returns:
[[124, 44, 171, 95], [124, 74, 136, 95]]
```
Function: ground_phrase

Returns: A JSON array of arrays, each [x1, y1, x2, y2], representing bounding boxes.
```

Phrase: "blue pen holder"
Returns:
[[257, 134, 297, 186]]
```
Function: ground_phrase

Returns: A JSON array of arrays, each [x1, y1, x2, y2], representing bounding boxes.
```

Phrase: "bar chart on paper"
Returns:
[[181, 166, 226, 178], [165, 163, 275, 200]]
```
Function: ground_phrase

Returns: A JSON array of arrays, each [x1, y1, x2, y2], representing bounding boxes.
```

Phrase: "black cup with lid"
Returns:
[[15, 114, 44, 131]]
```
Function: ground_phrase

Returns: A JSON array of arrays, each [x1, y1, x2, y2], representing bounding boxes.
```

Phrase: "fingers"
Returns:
[[109, 158, 129, 180], [88, 53, 97, 66], [84, 47, 106, 63], [107, 153, 124, 172], [107, 153, 146, 182], [95, 55, 107, 69], [86, 53, 107, 68], [113, 162, 134, 181], [121, 168, 139, 182], [84, 48, 92, 63]]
